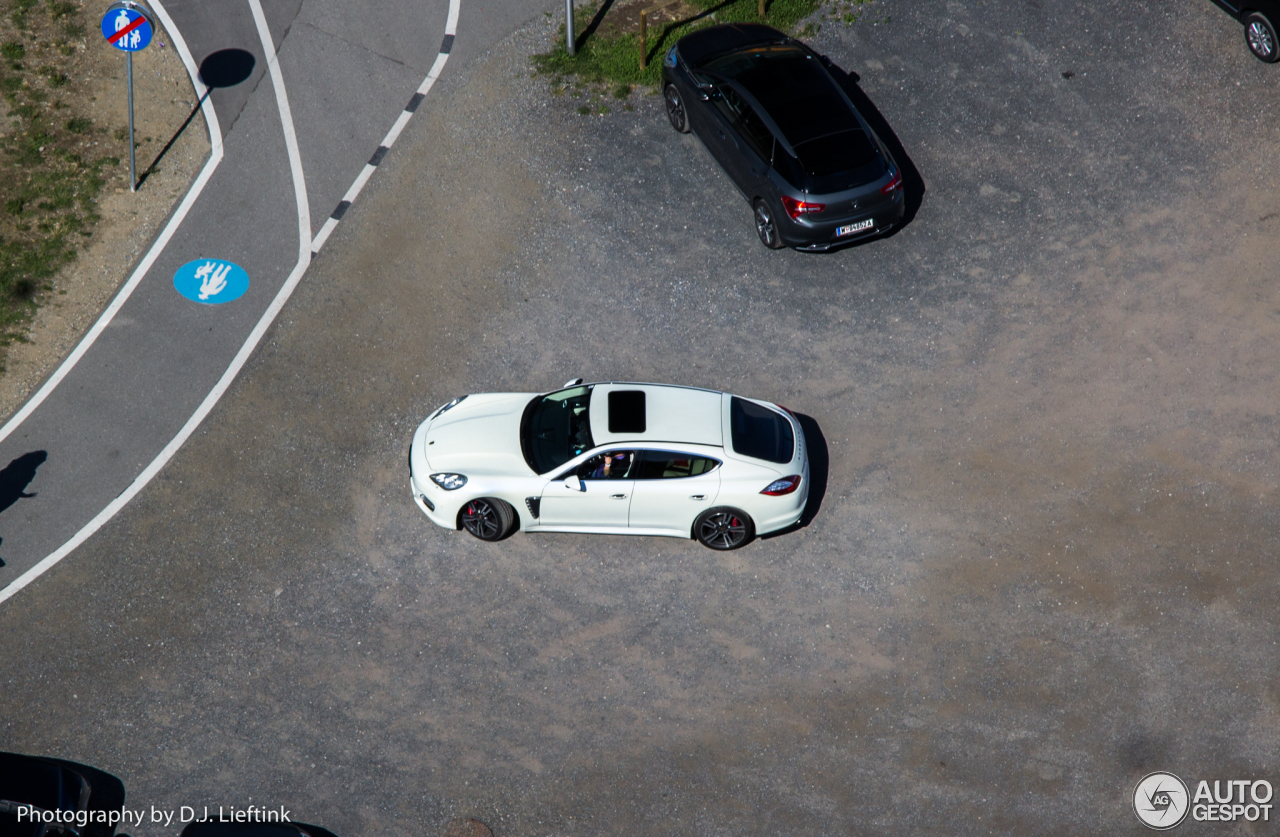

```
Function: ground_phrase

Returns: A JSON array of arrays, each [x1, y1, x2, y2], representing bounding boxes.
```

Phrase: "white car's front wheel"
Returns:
[[460, 498, 516, 541], [694, 507, 755, 550]]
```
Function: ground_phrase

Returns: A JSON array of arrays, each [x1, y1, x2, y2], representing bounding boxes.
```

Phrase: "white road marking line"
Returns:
[[379, 109, 415, 151], [1, 0, 463, 606], [310, 217, 340, 253], [250, 0, 311, 259], [0, 0, 222, 450], [310, 0, 461, 255]]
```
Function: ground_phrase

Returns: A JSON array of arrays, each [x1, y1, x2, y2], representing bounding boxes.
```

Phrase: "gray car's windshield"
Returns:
[[521, 385, 596, 474]]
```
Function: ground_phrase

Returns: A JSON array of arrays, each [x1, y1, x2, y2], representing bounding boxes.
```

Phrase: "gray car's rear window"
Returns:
[[730, 397, 794, 464], [794, 129, 878, 177]]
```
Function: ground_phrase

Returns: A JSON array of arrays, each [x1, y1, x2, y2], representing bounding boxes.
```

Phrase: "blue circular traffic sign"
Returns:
[[174, 259, 249, 304], [101, 4, 153, 52]]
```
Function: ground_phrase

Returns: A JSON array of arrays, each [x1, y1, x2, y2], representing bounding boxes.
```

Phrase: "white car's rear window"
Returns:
[[730, 397, 793, 464]]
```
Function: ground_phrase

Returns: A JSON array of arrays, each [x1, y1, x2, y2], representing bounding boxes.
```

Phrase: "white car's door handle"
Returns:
[[690, 494, 706, 500], [611, 494, 627, 499]]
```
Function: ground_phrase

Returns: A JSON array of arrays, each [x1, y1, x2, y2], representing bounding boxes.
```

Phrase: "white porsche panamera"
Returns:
[[408, 381, 810, 550]]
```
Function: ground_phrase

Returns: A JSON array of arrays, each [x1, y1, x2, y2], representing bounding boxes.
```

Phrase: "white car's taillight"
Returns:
[[761, 475, 802, 496]]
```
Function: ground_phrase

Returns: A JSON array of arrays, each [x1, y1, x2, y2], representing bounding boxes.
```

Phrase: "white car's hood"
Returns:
[[423, 392, 535, 476]]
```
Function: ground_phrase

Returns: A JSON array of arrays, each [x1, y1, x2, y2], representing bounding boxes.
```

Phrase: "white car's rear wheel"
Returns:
[[694, 507, 754, 550], [460, 498, 515, 541]]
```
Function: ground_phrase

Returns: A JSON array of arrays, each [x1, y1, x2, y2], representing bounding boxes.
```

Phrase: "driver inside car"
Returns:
[[584, 451, 634, 480]]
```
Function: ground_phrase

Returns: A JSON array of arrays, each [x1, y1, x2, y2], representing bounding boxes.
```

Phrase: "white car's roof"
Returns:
[[588, 383, 724, 447]]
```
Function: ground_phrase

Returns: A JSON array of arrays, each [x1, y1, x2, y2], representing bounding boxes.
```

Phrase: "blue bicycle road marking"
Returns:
[[173, 259, 249, 305]]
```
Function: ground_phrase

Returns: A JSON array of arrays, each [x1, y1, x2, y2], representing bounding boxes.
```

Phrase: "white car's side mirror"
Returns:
[[564, 474, 584, 492]]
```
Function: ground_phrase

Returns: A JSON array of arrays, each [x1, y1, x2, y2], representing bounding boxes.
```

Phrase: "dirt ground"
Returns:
[[0, 11, 208, 421]]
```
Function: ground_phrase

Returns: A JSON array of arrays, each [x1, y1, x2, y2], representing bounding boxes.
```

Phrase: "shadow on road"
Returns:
[[796, 414, 829, 526], [0, 450, 47, 567], [760, 414, 828, 540], [137, 48, 256, 190], [0, 450, 46, 515], [827, 62, 926, 237]]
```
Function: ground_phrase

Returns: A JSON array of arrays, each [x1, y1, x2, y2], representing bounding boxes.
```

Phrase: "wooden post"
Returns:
[[639, 10, 648, 69], [758, 0, 765, 17]]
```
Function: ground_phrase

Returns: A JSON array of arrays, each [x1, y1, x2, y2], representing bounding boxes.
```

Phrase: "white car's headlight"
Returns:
[[430, 473, 468, 491], [432, 395, 468, 419]]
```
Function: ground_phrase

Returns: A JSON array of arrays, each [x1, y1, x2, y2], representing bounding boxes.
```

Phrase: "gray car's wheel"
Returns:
[[694, 507, 755, 550], [664, 84, 690, 133], [1246, 12, 1280, 62], [753, 199, 784, 249], [460, 497, 515, 541]]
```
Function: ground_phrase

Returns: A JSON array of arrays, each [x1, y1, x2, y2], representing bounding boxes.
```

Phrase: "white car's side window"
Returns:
[[633, 451, 720, 480], [578, 450, 636, 480]]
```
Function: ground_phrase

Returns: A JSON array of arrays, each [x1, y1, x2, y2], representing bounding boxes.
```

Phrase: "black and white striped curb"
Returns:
[[310, 28, 458, 257]]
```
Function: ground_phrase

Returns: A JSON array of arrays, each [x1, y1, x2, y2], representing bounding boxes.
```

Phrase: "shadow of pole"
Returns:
[[648, 0, 740, 64], [576, 0, 617, 52], [134, 90, 208, 190], [135, 48, 256, 191], [568, 0, 740, 62]]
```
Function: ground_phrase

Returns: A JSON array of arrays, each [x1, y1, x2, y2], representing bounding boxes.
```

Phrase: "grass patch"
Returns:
[[825, 0, 880, 25], [533, 0, 822, 90], [0, 0, 122, 355]]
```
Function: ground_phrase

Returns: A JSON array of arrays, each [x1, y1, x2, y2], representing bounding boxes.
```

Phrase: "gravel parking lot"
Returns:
[[4, 1, 1280, 835]]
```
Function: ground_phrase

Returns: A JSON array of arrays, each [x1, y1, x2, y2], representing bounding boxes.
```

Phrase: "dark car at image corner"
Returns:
[[0, 752, 126, 837], [180, 821, 337, 837], [661, 23, 905, 251], [1210, 0, 1280, 61]]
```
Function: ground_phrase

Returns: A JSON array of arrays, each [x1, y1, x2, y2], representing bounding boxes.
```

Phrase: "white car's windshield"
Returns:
[[520, 385, 596, 474]]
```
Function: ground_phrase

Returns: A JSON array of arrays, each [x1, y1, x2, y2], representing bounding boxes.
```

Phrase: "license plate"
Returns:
[[837, 219, 875, 237]]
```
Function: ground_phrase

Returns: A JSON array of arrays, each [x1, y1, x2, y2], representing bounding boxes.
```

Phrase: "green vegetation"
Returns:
[[534, 0, 822, 91], [826, 0, 880, 25], [0, 0, 120, 351]]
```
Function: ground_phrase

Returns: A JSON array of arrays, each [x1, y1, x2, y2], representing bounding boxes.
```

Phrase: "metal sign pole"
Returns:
[[565, 0, 575, 56], [102, 0, 152, 193], [127, 49, 136, 191]]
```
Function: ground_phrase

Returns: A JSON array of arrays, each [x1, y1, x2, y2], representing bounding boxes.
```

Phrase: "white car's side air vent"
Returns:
[[525, 497, 541, 519]]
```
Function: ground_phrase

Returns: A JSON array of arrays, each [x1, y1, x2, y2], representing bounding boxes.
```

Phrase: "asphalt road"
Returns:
[[4, 0, 1280, 835], [0, 0, 547, 591]]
